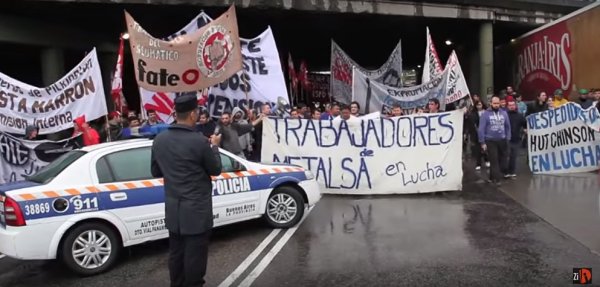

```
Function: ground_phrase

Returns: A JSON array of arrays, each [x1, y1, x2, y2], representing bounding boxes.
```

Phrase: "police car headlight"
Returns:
[[304, 170, 314, 180]]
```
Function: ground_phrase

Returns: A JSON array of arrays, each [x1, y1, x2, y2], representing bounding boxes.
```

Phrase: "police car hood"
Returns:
[[260, 162, 304, 169], [0, 180, 41, 195]]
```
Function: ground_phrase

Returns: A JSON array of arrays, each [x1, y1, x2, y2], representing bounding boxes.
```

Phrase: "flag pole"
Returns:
[[241, 70, 252, 117]]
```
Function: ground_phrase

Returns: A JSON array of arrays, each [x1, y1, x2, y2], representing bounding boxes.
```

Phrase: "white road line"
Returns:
[[217, 228, 282, 287], [0, 254, 6, 260], [237, 207, 312, 287]]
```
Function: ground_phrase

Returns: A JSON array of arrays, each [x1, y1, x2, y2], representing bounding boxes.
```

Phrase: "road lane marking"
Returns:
[[238, 207, 313, 287], [217, 228, 282, 287], [0, 254, 6, 259]]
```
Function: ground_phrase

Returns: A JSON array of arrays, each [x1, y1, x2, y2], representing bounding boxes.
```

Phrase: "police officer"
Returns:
[[151, 94, 222, 287]]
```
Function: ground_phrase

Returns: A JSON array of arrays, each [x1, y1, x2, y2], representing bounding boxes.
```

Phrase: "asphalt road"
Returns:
[[0, 165, 599, 286]]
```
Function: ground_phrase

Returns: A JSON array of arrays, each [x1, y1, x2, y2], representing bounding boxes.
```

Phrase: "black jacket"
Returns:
[[465, 108, 482, 141], [151, 124, 222, 235], [195, 120, 216, 138], [526, 101, 548, 116], [508, 110, 527, 143]]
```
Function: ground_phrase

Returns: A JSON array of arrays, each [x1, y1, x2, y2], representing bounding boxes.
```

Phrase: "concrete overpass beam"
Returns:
[[0, 14, 117, 52]]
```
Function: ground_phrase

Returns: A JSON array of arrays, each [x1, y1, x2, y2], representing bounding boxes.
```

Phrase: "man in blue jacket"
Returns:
[[479, 95, 511, 185]]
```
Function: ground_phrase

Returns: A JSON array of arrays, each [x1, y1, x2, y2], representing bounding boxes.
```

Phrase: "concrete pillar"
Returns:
[[40, 48, 65, 86], [468, 49, 481, 97], [479, 22, 494, 103]]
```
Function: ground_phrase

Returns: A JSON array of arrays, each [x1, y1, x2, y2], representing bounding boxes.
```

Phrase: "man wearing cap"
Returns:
[[151, 94, 222, 287], [552, 89, 569, 108], [576, 89, 593, 109]]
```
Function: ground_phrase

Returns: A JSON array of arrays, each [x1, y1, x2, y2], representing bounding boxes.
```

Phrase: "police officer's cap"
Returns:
[[174, 94, 198, 113]]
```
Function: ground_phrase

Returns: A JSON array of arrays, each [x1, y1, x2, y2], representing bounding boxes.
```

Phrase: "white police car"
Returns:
[[0, 138, 320, 275]]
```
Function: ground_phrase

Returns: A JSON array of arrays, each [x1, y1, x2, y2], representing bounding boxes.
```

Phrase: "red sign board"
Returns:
[[515, 21, 572, 99]]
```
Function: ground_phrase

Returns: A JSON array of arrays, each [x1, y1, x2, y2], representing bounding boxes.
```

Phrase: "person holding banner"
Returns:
[[218, 111, 264, 159], [427, 98, 441, 113], [526, 91, 549, 116], [24, 125, 39, 140], [466, 101, 490, 170], [505, 100, 527, 178], [478, 95, 511, 185]]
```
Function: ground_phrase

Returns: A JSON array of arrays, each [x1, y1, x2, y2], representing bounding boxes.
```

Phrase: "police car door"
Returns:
[[212, 153, 259, 225], [94, 146, 167, 241]]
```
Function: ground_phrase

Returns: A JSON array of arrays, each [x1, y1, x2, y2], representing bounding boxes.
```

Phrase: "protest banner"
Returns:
[[206, 27, 290, 117], [353, 51, 470, 115], [125, 5, 243, 92], [0, 49, 107, 135], [0, 132, 81, 184], [261, 110, 464, 194], [330, 40, 403, 105], [307, 73, 330, 104], [352, 66, 448, 115], [139, 12, 289, 122], [527, 102, 600, 174]]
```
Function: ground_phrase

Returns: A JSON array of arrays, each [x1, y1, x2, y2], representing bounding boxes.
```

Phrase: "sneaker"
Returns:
[[475, 166, 481, 170], [485, 162, 491, 167], [503, 174, 511, 179], [510, 174, 517, 178]]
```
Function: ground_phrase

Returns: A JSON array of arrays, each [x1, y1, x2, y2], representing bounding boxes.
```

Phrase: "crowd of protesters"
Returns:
[[16, 85, 600, 172], [464, 86, 600, 185]]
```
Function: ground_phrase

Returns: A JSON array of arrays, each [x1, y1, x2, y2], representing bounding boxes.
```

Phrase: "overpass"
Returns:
[[0, 0, 594, 101]]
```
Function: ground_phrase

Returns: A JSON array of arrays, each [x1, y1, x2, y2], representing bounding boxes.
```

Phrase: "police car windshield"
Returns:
[[26, 150, 87, 184]]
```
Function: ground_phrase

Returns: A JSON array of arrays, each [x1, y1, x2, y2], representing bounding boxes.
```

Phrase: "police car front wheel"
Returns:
[[60, 222, 121, 276], [265, 187, 305, 228]]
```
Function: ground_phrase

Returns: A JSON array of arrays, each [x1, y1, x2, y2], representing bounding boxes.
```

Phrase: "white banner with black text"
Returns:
[[0, 49, 107, 134], [261, 110, 464, 194]]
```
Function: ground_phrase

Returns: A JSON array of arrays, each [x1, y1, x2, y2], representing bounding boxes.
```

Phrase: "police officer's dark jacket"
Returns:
[[151, 124, 222, 235]]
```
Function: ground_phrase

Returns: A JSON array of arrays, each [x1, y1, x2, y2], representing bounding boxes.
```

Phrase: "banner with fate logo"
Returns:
[[140, 13, 289, 122], [0, 132, 81, 184], [261, 111, 464, 194], [330, 40, 403, 105], [125, 5, 243, 92], [0, 49, 107, 135]]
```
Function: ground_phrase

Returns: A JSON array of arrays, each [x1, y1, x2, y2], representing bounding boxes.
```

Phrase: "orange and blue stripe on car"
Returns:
[[3, 166, 306, 221]]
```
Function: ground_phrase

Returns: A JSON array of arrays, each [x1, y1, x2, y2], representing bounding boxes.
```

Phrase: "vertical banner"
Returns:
[[330, 40, 403, 104], [444, 51, 470, 104], [0, 49, 107, 135], [111, 36, 128, 114], [527, 102, 600, 174], [422, 27, 444, 84], [261, 110, 464, 194], [125, 5, 243, 92]]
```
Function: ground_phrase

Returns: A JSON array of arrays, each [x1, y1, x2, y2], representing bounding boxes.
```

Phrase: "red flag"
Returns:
[[298, 60, 310, 90], [288, 53, 298, 90], [111, 35, 128, 114]]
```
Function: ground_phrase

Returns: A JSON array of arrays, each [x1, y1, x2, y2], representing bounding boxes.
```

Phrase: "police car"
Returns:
[[0, 138, 320, 275]]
